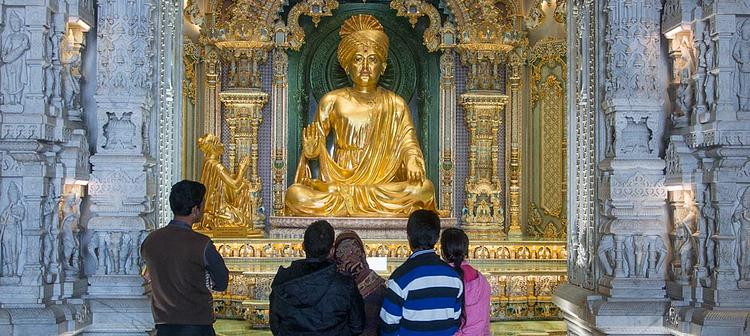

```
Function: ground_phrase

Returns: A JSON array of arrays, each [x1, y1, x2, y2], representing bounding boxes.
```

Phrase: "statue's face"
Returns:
[[346, 44, 385, 88]]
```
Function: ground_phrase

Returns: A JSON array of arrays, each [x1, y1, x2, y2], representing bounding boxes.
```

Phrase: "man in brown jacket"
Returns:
[[141, 180, 229, 336]]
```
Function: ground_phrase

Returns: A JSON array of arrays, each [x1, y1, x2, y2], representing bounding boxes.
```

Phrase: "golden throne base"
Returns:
[[211, 236, 568, 328], [269, 215, 457, 239]]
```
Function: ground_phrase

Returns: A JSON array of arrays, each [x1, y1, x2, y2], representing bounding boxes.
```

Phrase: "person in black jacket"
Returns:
[[269, 220, 365, 335]]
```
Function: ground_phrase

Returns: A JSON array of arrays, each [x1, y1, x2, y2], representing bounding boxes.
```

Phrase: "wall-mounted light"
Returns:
[[67, 17, 91, 32], [666, 185, 685, 192], [664, 24, 691, 40]]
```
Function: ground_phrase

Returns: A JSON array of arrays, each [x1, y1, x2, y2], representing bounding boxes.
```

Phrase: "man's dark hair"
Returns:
[[169, 180, 206, 216], [303, 220, 335, 258], [406, 209, 441, 251]]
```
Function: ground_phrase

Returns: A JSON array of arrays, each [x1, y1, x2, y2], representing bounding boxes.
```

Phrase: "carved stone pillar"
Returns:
[[84, 0, 155, 333], [439, 50, 456, 216], [597, 0, 667, 300], [507, 52, 525, 238], [271, 50, 289, 216], [204, 47, 222, 136], [457, 43, 511, 239], [460, 93, 508, 238], [217, 90, 267, 234]]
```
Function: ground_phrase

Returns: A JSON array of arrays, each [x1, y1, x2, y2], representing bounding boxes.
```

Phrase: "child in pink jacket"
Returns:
[[440, 228, 492, 336]]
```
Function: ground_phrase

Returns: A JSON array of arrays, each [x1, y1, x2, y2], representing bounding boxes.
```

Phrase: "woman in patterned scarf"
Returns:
[[333, 231, 385, 336]]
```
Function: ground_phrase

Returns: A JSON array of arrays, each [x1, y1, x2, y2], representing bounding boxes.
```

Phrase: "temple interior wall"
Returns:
[[1, 0, 750, 335]]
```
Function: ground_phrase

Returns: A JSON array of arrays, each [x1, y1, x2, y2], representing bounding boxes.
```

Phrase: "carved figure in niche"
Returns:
[[196, 134, 257, 230], [674, 217, 695, 282], [42, 186, 60, 283], [702, 29, 716, 121], [623, 235, 637, 277], [89, 231, 108, 275], [678, 35, 696, 76], [621, 116, 651, 154], [694, 31, 708, 114], [0, 182, 24, 277], [0, 12, 30, 106], [676, 67, 693, 119], [119, 232, 136, 275], [734, 20, 750, 112], [701, 188, 716, 278], [102, 112, 136, 150], [60, 193, 81, 276], [598, 234, 615, 276], [45, 32, 62, 104], [732, 187, 750, 281], [105, 232, 122, 275], [62, 53, 82, 110], [285, 15, 437, 216], [646, 235, 668, 278]]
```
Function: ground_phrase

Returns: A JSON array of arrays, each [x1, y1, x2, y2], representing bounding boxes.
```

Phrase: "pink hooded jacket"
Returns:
[[455, 261, 491, 336]]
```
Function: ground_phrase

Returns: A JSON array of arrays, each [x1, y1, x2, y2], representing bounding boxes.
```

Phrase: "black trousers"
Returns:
[[155, 324, 216, 336]]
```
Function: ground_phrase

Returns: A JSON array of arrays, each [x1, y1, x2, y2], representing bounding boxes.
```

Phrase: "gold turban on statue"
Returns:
[[337, 14, 389, 69]]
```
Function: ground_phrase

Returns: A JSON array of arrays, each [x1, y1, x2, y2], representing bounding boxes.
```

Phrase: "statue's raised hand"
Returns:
[[302, 123, 322, 159], [406, 156, 425, 185]]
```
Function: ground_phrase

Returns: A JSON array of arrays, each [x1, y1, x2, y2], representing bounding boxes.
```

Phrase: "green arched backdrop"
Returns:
[[287, 3, 441, 190]]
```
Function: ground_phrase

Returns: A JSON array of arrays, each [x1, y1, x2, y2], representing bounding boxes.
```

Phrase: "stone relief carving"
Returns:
[[0, 182, 24, 279], [102, 112, 136, 150], [599, 233, 667, 279], [732, 187, 750, 282], [45, 30, 63, 109], [698, 186, 716, 285], [734, 20, 750, 112], [0, 11, 31, 109], [96, 0, 154, 95], [87, 230, 143, 276], [598, 234, 616, 276], [672, 198, 697, 282], [700, 28, 716, 122], [620, 116, 652, 154], [87, 231, 105, 275], [604, 0, 663, 104], [60, 193, 81, 278], [42, 186, 61, 284], [62, 53, 82, 111]]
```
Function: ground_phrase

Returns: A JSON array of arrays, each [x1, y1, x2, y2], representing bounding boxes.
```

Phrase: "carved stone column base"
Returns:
[[84, 275, 152, 335], [83, 298, 152, 335], [668, 305, 750, 335], [666, 280, 692, 302], [0, 283, 44, 308], [702, 287, 750, 309], [47, 278, 88, 302], [598, 276, 666, 299], [554, 283, 671, 335]]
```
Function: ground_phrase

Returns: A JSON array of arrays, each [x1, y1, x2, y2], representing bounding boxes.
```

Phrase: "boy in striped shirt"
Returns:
[[379, 210, 464, 336]]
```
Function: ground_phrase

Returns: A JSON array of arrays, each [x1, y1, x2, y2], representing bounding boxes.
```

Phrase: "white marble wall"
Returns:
[[3, 0, 750, 335], [0, 0, 181, 334], [556, 0, 750, 335]]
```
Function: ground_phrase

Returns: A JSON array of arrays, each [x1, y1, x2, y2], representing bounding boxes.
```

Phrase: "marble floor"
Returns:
[[214, 319, 567, 335]]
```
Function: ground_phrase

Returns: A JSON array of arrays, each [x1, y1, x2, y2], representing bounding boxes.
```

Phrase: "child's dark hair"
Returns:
[[440, 227, 469, 325]]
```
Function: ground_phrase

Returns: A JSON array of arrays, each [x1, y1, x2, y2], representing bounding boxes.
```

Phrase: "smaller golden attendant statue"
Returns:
[[196, 134, 262, 236], [285, 14, 437, 217]]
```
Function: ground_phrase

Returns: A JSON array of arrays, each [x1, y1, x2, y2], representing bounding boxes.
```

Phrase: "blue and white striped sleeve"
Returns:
[[379, 278, 405, 336]]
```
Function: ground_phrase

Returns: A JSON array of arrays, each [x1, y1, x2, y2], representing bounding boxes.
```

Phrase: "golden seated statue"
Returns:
[[285, 14, 437, 217]]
